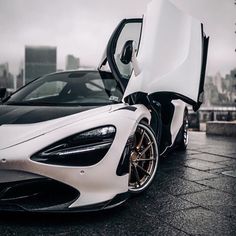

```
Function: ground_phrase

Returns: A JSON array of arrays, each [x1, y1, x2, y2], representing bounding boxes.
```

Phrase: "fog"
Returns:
[[0, 0, 235, 76]]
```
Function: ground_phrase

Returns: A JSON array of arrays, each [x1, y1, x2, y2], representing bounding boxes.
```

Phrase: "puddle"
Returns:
[[222, 170, 236, 178]]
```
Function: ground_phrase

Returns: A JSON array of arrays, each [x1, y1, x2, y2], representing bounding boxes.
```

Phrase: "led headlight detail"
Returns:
[[31, 126, 116, 166]]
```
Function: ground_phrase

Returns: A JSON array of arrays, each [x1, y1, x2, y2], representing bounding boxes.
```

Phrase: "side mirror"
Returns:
[[120, 40, 134, 64], [0, 88, 7, 101]]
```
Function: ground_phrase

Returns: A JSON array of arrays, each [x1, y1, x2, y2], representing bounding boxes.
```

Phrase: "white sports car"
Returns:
[[0, 0, 208, 212]]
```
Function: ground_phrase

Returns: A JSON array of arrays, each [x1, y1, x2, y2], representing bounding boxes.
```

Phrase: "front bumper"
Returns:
[[0, 176, 129, 213], [0, 177, 79, 212]]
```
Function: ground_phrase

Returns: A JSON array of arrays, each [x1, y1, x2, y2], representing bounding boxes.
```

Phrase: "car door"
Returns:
[[99, 18, 143, 93], [105, 0, 209, 111]]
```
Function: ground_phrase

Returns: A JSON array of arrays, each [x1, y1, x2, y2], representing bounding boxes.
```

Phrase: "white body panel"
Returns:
[[171, 100, 186, 142], [0, 106, 112, 150], [161, 100, 186, 155], [0, 104, 151, 208], [124, 0, 202, 102]]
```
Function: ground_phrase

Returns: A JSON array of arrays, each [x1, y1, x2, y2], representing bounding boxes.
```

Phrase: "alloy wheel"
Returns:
[[128, 123, 158, 193]]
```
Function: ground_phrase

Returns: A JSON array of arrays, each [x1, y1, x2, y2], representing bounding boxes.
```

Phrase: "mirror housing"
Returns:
[[0, 88, 7, 101], [120, 40, 134, 64]]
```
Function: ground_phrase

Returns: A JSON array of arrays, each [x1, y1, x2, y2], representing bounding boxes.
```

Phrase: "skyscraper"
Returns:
[[0, 63, 14, 89], [16, 62, 24, 89], [228, 68, 236, 103], [25, 46, 57, 84], [65, 54, 80, 70]]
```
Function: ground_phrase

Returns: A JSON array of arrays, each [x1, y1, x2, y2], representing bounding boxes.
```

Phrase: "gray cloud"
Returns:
[[0, 0, 235, 76], [172, 0, 236, 76]]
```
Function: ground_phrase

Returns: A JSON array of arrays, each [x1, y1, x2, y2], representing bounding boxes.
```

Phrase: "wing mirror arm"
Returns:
[[120, 40, 141, 77], [131, 43, 141, 77]]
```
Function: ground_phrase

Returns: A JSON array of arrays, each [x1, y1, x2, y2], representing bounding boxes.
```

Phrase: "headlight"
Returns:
[[31, 126, 116, 166]]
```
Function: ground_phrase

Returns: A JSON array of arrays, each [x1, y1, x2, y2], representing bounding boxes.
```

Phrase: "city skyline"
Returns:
[[1, 47, 235, 79], [0, 0, 235, 77], [25, 46, 57, 84]]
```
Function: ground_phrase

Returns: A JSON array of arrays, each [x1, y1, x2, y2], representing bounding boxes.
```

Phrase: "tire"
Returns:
[[178, 109, 189, 151], [128, 123, 159, 194]]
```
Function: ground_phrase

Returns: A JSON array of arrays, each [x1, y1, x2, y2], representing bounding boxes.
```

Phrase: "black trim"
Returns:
[[174, 124, 185, 146], [0, 190, 129, 213], [0, 178, 79, 212], [116, 135, 134, 176], [149, 92, 197, 108], [193, 24, 209, 111], [104, 192, 130, 209], [70, 192, 130, 212], [115, 106, 137, 112], [0, 105, 95, 125], [148, 97, 162, 144], [174, 108, 188, 149]]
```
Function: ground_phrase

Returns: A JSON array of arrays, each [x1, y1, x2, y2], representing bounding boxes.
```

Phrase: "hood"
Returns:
[[0, 105, 111, 150], [0, 105, 95, 125]]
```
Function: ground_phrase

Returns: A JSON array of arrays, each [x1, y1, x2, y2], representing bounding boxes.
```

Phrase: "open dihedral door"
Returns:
[[99, 18, 143, 92], [105, 0, 209, 111]]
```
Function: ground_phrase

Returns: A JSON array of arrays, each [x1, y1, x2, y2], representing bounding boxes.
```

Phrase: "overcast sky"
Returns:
[[0, 0, 235, 77]]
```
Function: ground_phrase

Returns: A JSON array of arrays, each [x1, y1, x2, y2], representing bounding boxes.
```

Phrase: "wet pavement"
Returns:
[[0, 132, 236, 236]]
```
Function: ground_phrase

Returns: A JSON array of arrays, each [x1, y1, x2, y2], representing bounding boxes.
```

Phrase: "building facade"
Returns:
[[25, 46, 57, 84], [0, 63, 14, 89], [65, 54, 80, 70], [204, 69, 236, 107]]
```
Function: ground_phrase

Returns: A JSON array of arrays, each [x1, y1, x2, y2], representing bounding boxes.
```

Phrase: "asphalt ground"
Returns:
[[0, 132, 236, 236]]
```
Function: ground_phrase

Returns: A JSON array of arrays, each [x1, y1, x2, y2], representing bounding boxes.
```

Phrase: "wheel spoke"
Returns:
[[139, 142, 153, 157], [136, 164, 150, 176], [132, 163, 141, 186], [136, 130, 145, 150], [136, 158, 155, 162]]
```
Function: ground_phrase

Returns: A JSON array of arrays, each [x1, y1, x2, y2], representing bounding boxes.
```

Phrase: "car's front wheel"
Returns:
[[128, 123, 159, 194]]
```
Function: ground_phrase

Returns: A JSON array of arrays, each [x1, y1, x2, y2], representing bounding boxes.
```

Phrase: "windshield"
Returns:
[[5, 71, 123, 106]]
